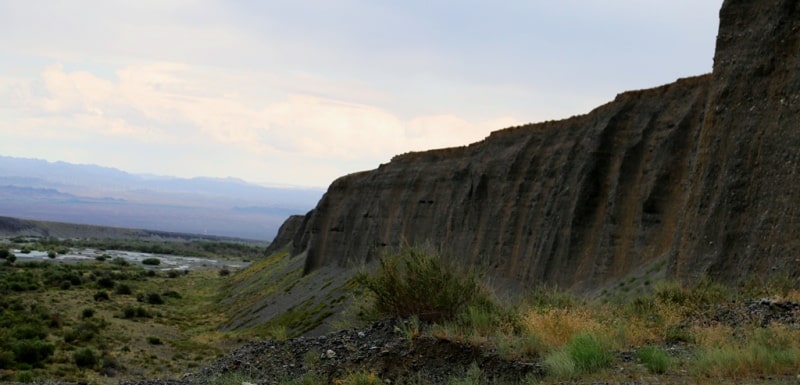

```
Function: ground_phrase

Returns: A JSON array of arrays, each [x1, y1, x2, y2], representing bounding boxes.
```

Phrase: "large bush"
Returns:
[[141, 258, 161, 266], [355, 246, 492, 322], [73, 347, 97, 368]]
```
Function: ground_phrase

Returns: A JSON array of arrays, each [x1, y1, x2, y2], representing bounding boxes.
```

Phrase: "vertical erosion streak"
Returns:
[[566, 105, 631, 285], [641, 96, 705, 264], [607, 117, 651, 279], [494, 135, 542, 277], [467, 172, 491, 267]]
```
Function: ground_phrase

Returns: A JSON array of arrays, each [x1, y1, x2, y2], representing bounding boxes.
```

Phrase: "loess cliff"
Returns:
[[270, 0, 800, 292]]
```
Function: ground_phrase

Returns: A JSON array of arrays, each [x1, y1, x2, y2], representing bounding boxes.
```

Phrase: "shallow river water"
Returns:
[[9, 248, 250, 271]]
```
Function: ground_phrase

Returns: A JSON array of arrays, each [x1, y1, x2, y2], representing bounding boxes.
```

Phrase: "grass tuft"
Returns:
[[567, 333, 614, 374], [637, 345, 671, 374]]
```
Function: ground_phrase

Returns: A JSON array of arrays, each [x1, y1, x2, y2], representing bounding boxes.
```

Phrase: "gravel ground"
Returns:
[[8, 299, 797, 385], [120, 299, 800, 385]]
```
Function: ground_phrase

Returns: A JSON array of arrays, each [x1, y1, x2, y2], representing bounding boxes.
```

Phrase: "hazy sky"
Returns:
[[0, 1, 721, 188]]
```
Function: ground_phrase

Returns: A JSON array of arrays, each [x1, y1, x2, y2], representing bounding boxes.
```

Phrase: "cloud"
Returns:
[[1, 61, 520, 185]]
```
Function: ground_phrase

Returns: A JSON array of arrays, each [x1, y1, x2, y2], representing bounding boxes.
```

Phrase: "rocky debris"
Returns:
[[117, 300, 798, 385], [192, 319, 542, 385], [692, 299, 800, 328]]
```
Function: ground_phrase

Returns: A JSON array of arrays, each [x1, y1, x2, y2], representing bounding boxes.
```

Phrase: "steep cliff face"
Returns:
[[674, 0, 800, 283], [272, 0, 800, 291]]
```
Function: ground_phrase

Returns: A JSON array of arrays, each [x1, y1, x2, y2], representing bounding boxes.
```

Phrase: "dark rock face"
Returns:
[[674, 0, 800, 283], [275, 0, 800, 291], [264, 214, 307, 255]]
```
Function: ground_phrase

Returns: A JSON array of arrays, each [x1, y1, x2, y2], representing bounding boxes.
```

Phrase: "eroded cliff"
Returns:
[[272, 0, 800, 291]]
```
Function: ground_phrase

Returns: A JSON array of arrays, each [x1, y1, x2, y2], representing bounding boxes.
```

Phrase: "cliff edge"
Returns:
[[270, 0, 800, 291]]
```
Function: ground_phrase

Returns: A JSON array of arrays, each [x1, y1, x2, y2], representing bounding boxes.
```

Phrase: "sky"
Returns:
[[0, 1, 721, 188]]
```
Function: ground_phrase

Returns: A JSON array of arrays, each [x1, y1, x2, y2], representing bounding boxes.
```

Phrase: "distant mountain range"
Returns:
[[0, 156, 324, 240]]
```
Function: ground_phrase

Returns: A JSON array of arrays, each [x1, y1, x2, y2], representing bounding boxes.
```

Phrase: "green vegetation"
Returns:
[[141, 257, 161, 266], [2, 237, 799, 384], [637, 345, 671, 374], [73, 348, 98, 368], [351, 245, 800, 384], [355, 245, 492, 322], [0, 248, 231, 382]]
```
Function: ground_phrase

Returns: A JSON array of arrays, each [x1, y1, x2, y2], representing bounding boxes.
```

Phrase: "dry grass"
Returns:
[[520, 307, 608, 351], [692, 324, 800, 379]]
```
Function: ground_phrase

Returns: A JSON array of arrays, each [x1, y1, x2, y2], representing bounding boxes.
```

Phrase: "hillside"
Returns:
[[267, 0, 800, 294]]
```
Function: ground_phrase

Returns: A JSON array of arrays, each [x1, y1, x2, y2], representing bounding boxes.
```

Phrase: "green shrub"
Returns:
[[81, 308, 95, 319], [0, 350, 15, 369], [13, 324, 48, 340], [355, 246, 491, 322], [66, 273, 82, 286], [146, 336, 162, 345], [690, 276, 732, 305], [47, 250, 56, 259], [97, 276, 115, 289], [115, 283, 133, 295], [567, 333, 613, 374], [141, 258, 161, 266], [655, 281, 690, 306], [544, 333, 613, 379], [147, 293, 164, 304], [93, 291, 110, 301], [15, 370, 34, 383], [64, 321, 100, 343], [526, 285, 582, 309], [637, 345, 671, 374], [12, 339, 54, 367], [110, 257, 128, 266], [73, 347, 97, 368], [122, 306, 152, 319]]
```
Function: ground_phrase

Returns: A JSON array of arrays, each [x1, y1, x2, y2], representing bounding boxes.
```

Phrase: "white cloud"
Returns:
[[1, 61, 521, 185]]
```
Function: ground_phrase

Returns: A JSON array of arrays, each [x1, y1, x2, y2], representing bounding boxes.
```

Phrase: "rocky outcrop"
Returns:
[[274, 0, 800, 291], [673, 0, 800, 283], [264, 214, 307, 255]]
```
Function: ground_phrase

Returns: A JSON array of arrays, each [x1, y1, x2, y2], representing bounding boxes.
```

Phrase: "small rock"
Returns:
[[325, 349, 336, 358]]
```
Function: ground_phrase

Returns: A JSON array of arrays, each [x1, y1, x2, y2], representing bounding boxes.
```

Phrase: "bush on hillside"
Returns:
[[355, 245, 492, 322], [73, 347, 97, 368]]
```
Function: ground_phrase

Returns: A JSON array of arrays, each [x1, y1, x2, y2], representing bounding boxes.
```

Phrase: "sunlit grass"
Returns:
[[692, 324, 800, 379]]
